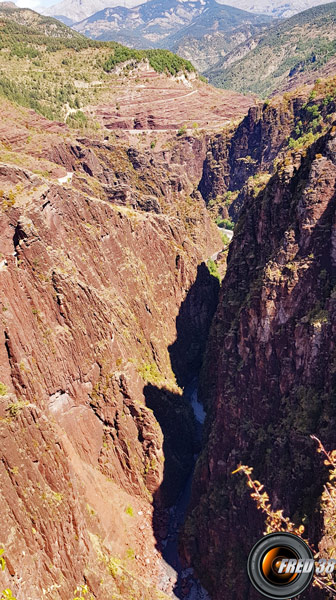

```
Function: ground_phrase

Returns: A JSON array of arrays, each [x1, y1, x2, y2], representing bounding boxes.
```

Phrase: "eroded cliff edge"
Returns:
[[182, 108, 336, 598], [0, 101, 221, 600]]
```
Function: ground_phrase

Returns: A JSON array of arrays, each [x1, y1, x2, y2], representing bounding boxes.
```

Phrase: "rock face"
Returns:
[[198, 95, 304, 224], [0, 100, 221, 600], [182, 117, 336, 598], [199, 100, 293, 209], [199, 87, 336, 221]]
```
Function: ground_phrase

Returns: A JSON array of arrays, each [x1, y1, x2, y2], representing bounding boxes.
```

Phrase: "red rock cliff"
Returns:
[[182, 116, 336, 599], [0, 100, 221, 600]]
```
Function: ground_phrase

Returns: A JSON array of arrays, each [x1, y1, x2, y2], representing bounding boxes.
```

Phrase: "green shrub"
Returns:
[[207, 259, 220, 281], [146, 49, 194, 75], [309, 308, 328, 325], [224, 191, 233, 206], [126, 547, 135, 560], [177, 124, 187, 137], [7, 399, 28, 417], [0, 549, 5, 571], [10, 43, 40, 59], [72, 584, 94, 600], [0, 383, 7, 396], [216, 217, 234, 230], [221, 232, 231, 246], [125, 505, 134, 517], [66, 110, 88, 129], [103, 45, 194, 76], [0, 549, 16, 600], [108, 557, 122, 578], [1, 587, 16, 599], [288, 131, 316, 149], [306, 103, 320, 119], [137, 362, 161, 384]]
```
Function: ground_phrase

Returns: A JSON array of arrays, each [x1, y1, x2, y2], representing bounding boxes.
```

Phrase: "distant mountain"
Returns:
[[72, 0, 273, 72], [166, 1, 274, 72], [0, 2, 201, 125], [207, 1, 336, 97], [73, 0, 206, 47], [42, 0, 336, 23], [222, 0, 336, 18], [0, 1, 84, 38], [42, 0, 142, 25]]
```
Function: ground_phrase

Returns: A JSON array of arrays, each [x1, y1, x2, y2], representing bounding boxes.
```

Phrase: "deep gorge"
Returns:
[[0, 119, 222, 600], [1, 79, 336, 600]]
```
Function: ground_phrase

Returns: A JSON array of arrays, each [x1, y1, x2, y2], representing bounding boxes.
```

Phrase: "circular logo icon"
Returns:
[[247, 532, 314, 599]]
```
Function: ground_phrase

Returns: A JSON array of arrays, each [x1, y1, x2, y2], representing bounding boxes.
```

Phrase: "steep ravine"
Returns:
[[7, 80, 336, 600], [156, 380, 210, 600], [155, 229, 227, 600], [148, 256, 223, 599]]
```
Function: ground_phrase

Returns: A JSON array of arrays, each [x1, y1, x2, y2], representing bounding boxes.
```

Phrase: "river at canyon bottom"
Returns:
[[158, 378, 211, 600]]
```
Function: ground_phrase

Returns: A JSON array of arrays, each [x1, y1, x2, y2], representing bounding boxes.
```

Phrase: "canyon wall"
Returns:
[[182, 112, 336, 598], [0, 103, 221, 600], [3, 78, 336, 600], [199, 87, 336, 221]]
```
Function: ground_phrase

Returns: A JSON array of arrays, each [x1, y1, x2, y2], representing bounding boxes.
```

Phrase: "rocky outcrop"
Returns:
[[182, 121, 336, 599], [199, 88, 336, 221], [0, 100, 221, 600], [198, 97, 297, 221]]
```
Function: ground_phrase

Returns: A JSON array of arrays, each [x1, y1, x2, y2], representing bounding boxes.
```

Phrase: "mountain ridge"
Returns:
[[42, 0, 336, 78], [221, 0, 336, 18], [42, 0, 142, 24], [71, 0, 273, 73], [207, 1, 336, 97], [42, 0, 336, 23]]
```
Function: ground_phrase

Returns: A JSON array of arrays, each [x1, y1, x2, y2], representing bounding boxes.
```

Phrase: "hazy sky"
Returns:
[[1, 0, 335, 16], [0, 0, 54, 7]]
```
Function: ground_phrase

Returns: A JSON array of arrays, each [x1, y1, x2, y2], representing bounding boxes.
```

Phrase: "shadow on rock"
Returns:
[[143, 262, 219, 598], [169, 262, 220, 389]]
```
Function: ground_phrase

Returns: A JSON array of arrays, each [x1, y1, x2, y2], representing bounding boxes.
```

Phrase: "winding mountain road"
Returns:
[[210, 227, 233, 261], [119, 89, 198, 109]]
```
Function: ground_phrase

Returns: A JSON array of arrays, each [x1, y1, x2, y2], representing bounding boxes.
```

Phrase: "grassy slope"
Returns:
[[0, 4, 195, 122], [207, 1, 336, 97]]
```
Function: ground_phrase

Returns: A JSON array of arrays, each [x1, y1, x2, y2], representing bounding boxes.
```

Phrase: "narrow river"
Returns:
[[158, 235, 232, 598], [159, 378, 211, 600]]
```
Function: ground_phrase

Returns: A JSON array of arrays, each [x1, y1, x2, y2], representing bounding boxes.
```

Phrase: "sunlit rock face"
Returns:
[[0, 98, 221, 600]]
